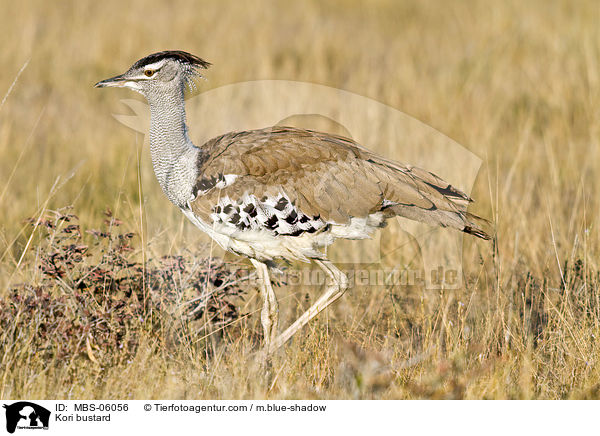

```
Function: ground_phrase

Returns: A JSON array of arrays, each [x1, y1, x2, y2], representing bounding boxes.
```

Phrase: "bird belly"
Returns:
[[181, 207, 334, 262], [180, 207, 235, 251]]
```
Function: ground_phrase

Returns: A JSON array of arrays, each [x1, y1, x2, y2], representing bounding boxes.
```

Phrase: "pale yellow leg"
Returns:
[[250, 259, 279, 354], [270, 260, 349, 351]]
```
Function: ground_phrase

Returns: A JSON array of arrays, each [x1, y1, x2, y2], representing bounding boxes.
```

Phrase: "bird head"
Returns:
[[94, 50, 210, 97]]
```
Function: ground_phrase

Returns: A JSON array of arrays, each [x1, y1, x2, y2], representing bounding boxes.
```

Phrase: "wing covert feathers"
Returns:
[[190, 126, 491, 240]]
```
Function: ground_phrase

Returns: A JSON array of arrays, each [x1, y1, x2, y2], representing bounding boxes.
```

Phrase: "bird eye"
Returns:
[[144, 69, 155, 77]]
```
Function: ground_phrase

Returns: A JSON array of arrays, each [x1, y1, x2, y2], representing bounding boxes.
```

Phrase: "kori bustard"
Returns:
[[95, 51, 491, 354]]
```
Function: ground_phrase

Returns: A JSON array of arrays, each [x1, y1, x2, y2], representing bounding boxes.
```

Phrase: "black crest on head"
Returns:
[[132, 50, 211, 70]]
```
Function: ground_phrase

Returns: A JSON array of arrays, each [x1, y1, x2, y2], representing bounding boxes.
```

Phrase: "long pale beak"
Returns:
[[94, 73, 128, 88]]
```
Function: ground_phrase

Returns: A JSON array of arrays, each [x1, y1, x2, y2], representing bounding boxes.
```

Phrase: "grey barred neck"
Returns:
[[145, 84, 201, 208]]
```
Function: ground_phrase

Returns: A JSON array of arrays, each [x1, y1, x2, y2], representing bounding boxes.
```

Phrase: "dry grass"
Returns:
[[1, 0, 599, 399]]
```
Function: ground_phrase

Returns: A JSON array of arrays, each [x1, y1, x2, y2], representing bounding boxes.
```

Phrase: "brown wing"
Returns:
[[190, 126, 491, 239]]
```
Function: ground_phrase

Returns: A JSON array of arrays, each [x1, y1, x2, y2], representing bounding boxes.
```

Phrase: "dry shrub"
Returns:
[[0, 208, 248, 368]]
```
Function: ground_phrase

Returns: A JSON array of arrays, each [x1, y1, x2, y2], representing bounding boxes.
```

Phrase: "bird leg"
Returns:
[[270, 259, 349, 351], [250, 259, 279, 354]]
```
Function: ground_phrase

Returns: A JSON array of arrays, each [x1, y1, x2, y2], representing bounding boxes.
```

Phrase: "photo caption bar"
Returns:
[[1, 400, 597, 435]]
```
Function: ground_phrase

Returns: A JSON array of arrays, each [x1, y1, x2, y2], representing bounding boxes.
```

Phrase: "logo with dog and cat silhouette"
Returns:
[[2, 402, 50, 433]]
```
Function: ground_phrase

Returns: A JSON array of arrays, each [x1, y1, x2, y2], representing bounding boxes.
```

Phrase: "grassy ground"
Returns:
[[1, 0, 599, 399]]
